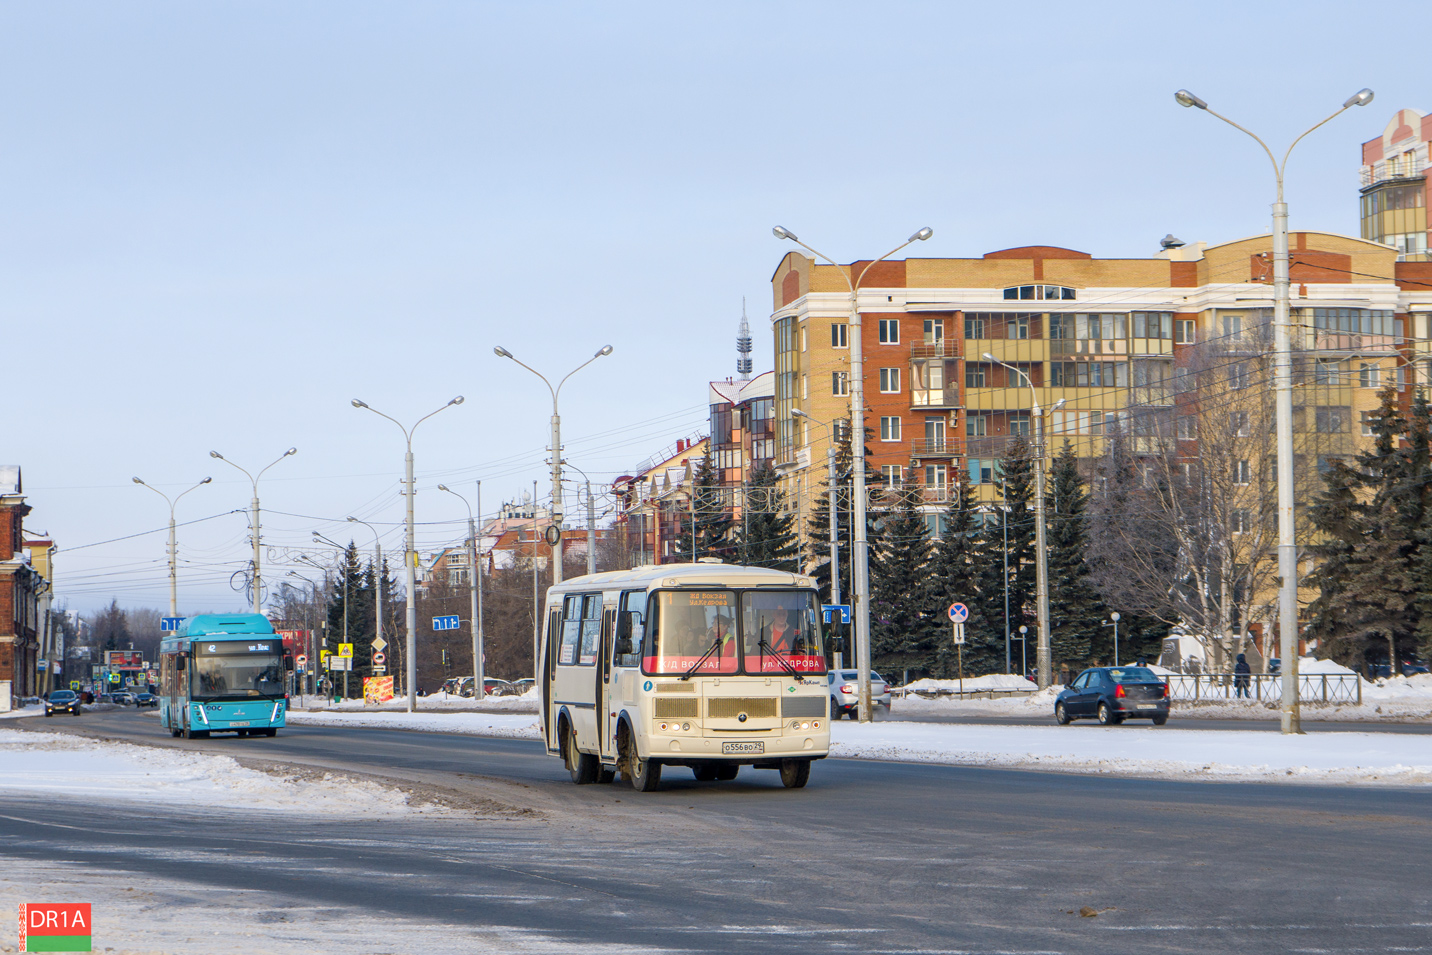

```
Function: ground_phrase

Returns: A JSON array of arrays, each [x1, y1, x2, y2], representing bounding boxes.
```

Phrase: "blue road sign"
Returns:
[[822, 604, 851, 624], [161, 617, 186, 632], [433, 614, 461, 632], [947, 602, 969, 624]]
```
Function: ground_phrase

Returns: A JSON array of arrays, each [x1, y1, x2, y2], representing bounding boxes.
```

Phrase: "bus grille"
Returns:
[[707, 697, 777, 719], [655, 682, 696, 693], [654, 698, 700, 719], [781, 696, 826, 718]]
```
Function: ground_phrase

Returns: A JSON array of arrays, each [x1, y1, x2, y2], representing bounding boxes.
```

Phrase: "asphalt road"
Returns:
[[6, 708, 1432, 954], [879, 709, 1432, 733]]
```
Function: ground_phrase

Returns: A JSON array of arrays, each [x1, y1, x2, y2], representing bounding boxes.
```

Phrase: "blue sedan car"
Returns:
[[1055, 667, 1169, 726]]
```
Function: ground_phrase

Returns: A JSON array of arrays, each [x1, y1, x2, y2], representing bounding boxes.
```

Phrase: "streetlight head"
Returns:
[[1344, 88, 1374, 108], [351, 399, 367, 409], [1053, 398, 1067, 411], [596, 345, 613, 357], [494, 346, 512, 359], [910, 227, 934, 242], [1174, 89, 1208, 110], [285, 447, 297, 456], [791, 408, 808, 419], [772, 225, 797, 242], [1111, 611, 1121, 622], [981, 352, 996, 362], [347, 516, 358, 522], [209, 451, 223, 459], [437, 484, 449, 492], [449, 396, 465, 406], [200, 477, 212, 484], [131, 477, 144, 485]]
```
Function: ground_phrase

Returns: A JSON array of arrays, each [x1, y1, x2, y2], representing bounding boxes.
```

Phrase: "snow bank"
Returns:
[[300, 687, 539, 714], [1296, 656, 1356, 675], [0, 730, 443, 815], [830, 720, 1432, 786], [902, 674, 1037, 693], [285, 709, 542, 739]]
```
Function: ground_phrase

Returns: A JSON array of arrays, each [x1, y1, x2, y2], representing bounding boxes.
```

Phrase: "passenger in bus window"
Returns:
[[709, 614, 736, 658]]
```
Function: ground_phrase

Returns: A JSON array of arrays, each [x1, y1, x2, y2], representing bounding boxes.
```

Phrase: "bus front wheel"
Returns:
[[779, 759, 811, 789], [629, 755, 662, 792]]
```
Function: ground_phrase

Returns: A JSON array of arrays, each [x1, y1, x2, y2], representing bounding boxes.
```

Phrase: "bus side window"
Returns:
[[578, 594, 601, 666], [615, 590, 644, 667], [559, 596, 582, 666]]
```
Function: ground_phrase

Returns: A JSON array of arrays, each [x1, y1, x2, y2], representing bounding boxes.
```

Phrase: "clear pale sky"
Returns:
[[2, 0, 1421, 614]]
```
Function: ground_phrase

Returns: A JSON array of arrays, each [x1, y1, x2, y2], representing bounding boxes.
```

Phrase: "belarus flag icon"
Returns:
[[18, 903, 91, 952]]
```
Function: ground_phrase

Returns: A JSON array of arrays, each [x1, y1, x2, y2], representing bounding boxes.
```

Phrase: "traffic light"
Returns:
[[441, 649, 450, 666]]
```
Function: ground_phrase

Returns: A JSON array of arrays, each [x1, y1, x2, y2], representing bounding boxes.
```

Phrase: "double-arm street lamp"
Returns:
[[131, 476, 212, 617], [209, 448, 297, 613], [982, 352, 1064, 689], [346, 517, 385, 686], [352, 396, 465, 712], [437, 483, 484, 702], [1175, 86, 1374, 735], [773, 225, 933, 722], [493, 345, 613, 590]]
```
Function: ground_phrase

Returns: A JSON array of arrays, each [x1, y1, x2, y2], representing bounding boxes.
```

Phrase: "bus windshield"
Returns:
[[643, 589, 824, 676], [192, 639, 285, 700]]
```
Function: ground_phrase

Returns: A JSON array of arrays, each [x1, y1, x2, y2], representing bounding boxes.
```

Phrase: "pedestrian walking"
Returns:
[[1234, 652, 1251, 699]]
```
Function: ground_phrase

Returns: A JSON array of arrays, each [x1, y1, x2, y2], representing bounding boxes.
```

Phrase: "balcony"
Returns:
[[910, 340, 954, 359], [1361, 160, 1426, 188], [910, 387, 961, 409], [910, 439, 960, 458]]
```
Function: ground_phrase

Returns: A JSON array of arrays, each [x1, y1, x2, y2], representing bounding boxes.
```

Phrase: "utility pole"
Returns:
[[209, 448, 296, 614], [585, 480, 596, 576], [437, 484, 484, 701], [132, 476, 211, 617], [532, 480, 540, 680]]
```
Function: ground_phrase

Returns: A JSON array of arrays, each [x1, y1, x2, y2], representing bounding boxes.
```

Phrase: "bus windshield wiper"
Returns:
[[758, 638, 802, 680], [681, 637, 722, 681]]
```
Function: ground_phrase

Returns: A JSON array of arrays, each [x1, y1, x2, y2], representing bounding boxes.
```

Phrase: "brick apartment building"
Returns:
[[1361, 107, 1430, 261], [0, 467, 47, 701]]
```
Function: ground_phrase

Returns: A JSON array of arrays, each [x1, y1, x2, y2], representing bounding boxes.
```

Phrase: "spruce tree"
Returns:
[[869, 487, 931, 675], [734, 465, 799, 571], [1045, 443, 1105, 669], [927, 467, 998, 677], [324, 542, 369, 695], [999, 436, 1038, 635], [675, 452, 732, 562]]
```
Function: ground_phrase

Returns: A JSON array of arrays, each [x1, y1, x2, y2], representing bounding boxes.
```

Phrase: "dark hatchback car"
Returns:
[[132, 692, 159, 708], [44, 690, 83, 717], [1055, 667, 1169, 726]]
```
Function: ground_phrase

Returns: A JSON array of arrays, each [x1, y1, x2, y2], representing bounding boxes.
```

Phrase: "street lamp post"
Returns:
[[773, 225, 933, 722], [1175, 87, 1374, 735], [438, 484, 484, 702], [493, 345, 613, 591], [209, 448, 297, 614], [287, 570, 323, 700], [564, 463, 599, 577], [352, 396, 465, 712], [131, 476, 212, 617], [791, 408, 843, 662], [346, 517, 386, 688], [1103, 611, 1121, 666], [984, 352, 1064, 689]]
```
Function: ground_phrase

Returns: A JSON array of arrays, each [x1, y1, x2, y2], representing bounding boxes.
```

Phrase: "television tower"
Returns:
[[736, 298, 753, 381]]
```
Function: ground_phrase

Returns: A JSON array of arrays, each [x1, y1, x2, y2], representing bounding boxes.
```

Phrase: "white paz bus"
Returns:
[[540, 561, 830, 792]]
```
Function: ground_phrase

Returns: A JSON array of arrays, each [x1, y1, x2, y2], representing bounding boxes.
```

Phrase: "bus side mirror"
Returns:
[[176, 653, 188, 666]]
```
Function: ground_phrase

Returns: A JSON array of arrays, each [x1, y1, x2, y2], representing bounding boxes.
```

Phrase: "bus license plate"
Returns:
[[722, 742, 763, 755], [230, 721, 251, 727]]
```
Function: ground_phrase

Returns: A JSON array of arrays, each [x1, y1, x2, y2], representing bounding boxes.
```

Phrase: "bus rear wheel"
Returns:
[[779, 759, 811, 789]]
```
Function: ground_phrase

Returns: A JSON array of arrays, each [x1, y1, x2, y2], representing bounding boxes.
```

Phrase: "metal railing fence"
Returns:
[[1164, 672, 1361, 705]]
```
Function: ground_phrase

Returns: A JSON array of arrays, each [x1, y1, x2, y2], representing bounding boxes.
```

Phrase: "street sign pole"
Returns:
[[948, 603, 969, 697]]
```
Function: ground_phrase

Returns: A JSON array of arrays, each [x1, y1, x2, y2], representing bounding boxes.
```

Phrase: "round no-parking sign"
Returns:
[[947, 602, 969, 623]]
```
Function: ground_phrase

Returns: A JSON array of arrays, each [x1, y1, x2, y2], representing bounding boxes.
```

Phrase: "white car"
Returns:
[[827, 669, 890, 719]]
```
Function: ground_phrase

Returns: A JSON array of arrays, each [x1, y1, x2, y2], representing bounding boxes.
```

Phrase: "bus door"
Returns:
[[553, 594, 602, 752], [606, 590, 645, 755], [542, 604, 561, 752], [598, 603, 615, 759]]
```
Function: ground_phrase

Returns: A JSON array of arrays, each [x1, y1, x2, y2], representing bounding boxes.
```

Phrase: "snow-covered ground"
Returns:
[[0, 729, 446, 815], [295, 687, 540, 713], [285, 709, 541, 739]]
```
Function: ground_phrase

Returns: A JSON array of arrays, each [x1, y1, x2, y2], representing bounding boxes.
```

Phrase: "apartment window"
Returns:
[[1174, 320, 1196, 344], [1051, 361, 1129, 388], [1311, 308, 1395, 337], [1009, 416, 1031, 436], [924, 319, 944, 343], [924, 465, 947, 500], [968, 458, 994, 484], [964, 315, 986, 338], [925, 416, 947, 450], [1230, 411, 1250, 437], [802, 375, 808, 399], [966, 364, 987, 388], [966, 415, 988, 437], [1315, 406, 1350, 433], [878, 319, 899, 344], [831, 323, 848, 348], [1222, 314, 1243, 340], [1231, 508, 1251, 534], [1230, 363, 1250, 390], [1359, 362, 1380, 389], [1176, 416, 1196, 440], [800, 326, 807, 352], [832, 372, 849, 397], [880, 416, 902, 441], [1003, 285, 1076, 301], [1314, 360, 1348, 385], [1234, 460, 1252, 485], [882, 465, 903, 487], [1361, 411, 1376, 437], [1131, 312, 1172, 339], [879, 367, 901, 393]]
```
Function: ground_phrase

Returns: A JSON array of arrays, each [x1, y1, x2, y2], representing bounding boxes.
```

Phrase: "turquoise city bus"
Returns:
[[159, 614, 289, 739]]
